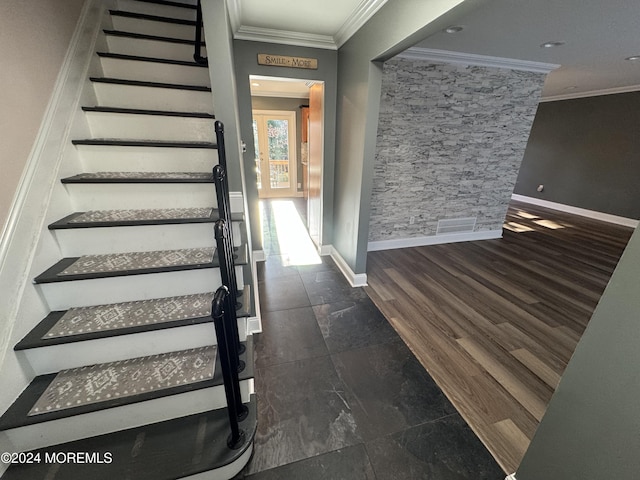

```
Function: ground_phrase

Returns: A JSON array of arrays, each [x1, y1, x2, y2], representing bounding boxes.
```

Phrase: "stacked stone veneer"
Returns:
[[368, 57, 545, 243]]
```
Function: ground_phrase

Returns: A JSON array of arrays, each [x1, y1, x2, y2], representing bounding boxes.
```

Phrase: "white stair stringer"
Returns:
[[38, 266, 245, 310], [4, 379, 253, 453], [53, 221, 242, 256], [23, 320, 249, 374], [85, 110, 215, 142], [66, 182, 215, 210], [92, 81, 213, 113], [105, 34, 203, 62], [110, 14, 197, 41], [116, 0, 198, 21], [99, 55, 211, 85], [77, 144, 216, 172]]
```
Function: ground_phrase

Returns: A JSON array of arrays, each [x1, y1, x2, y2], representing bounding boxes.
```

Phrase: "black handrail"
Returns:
[[214, 219, 245, 356], [194, 0, 208, 66], [213, 121, 239, 266], [211, 286, 248, 449]]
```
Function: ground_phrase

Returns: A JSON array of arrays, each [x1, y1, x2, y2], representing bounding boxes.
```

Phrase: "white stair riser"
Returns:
[[54, 221, 242, 256], [66, 183, 216, 210], [25, 322, 249, 373], [182, 445, 253, 480], [5, 381, 253, 452], [116, 0, 197, 21], [77, 145, 216, 173], [92, 82, 213, 113], [85, 112, 215, 142], [105, 35, 203, 62], [110, 15, 196, 41], [38, 267, 245, 310], [99, 57, 210, 85]]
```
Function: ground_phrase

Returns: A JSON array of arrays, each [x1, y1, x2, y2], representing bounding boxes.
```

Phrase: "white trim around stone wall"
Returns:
[[399, 47, 558, 73], [368, 230, 503, 252], [512, 194, 639, 228]]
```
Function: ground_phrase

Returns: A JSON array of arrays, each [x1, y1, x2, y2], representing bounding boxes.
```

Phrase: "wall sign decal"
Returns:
[[258, 54, 318, 70]]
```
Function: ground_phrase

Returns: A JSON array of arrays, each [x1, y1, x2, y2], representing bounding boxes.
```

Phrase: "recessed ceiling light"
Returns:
[[540, 41, 565, 48], [251, 82, 260, 87], [625, 55, 640, 61], [444, 25, 464, 34]]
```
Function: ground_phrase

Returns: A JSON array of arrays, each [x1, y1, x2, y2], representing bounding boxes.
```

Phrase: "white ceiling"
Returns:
[[230, 0, 640, 100]]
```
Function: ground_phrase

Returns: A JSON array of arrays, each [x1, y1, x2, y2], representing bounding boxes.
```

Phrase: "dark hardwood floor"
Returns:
[[365, 200, 634, 473]]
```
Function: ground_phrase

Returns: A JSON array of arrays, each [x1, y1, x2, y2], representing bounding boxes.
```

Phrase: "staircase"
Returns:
[[0, 1, 256, 478]]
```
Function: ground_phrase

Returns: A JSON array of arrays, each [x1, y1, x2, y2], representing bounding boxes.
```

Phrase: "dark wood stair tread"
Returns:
[[97, 51, 207, 67], [71, 139, 216, 148], [109, 9, 197, 26], [1, 396, 256, 480], [104, 29, 202, 45], [33, 244, 248, 284], [90, 76, 211, 92], [15, 285, 252, 350], [82, 106, 214, 118], [0, 339, 253, 431]]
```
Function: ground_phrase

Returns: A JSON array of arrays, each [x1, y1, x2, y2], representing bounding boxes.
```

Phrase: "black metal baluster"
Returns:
[[214, 219, 245, 356], [193, 0, 208, 66], [211, 286, 248, 449]]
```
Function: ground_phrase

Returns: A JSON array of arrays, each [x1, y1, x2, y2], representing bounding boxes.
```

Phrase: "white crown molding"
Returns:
[[511, 194, 638, 228], [334, 0, 389, 48], [399, 47, 559, 73], [505, 474, 517, 480], [234, 25, 337, 50], [540, 84, 640, 103], [368, 230, 502, 252], [225, 0, 241, 32]]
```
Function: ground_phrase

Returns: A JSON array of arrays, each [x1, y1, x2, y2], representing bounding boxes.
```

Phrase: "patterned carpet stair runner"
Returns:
[[29, 346, 216, 416]]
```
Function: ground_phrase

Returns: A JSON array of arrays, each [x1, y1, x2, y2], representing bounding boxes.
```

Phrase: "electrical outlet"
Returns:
[[298, 183, 302, 189], [409, 216, 415, 225]]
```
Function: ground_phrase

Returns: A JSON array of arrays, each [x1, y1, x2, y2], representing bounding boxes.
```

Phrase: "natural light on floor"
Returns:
[[267, 200, 321, 266]]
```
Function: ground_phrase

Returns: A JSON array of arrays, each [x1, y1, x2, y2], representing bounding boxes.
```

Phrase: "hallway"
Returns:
[[239, 199, 503, 479]]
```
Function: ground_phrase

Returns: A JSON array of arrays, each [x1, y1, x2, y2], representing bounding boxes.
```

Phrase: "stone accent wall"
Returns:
[[368, 57, 545, 242]]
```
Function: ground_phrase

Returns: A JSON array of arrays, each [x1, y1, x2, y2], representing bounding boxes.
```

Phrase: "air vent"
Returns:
[[436, 217, 477, 235]]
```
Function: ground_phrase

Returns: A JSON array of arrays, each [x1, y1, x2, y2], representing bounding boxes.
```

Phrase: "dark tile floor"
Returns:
[[237, 198, 504, 479]]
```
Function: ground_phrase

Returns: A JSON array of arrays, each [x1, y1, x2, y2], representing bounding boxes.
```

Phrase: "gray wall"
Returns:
[[516, 223, 640, 479], [334, 0, 492, 274], [251, 96, 308, 192], [233, 40, 337, 251], [369, 58, 544, 242], [514, 92, 640, 219]]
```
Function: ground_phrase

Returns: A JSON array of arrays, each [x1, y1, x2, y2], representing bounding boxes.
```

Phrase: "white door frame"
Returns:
[[252, 109, 297, 198]]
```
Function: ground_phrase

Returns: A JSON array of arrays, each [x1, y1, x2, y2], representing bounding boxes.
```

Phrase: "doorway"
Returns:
[[249, 76, 325, 246], [253, 110, 297, 198]]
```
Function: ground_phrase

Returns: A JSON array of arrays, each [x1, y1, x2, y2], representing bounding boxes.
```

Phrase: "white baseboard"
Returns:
[[248, 250, 262, 334], [229, 191, 244, 213], [318, 244, 333, 256], [367, 230, 502, 252], [505, 474, 517, 480], [512, 194, 638, 228], [324, 245, 368, 287]]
